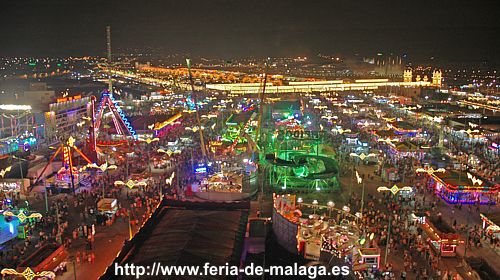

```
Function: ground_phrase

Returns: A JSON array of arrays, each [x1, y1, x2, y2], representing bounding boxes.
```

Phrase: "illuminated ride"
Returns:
[[34, 137, 93, 192], [264, 130, 339, 191], [221, 112, 259, 154], [425, 170, 499, 205], [90, 91, 137, 151], [272, 194, 380, 273], [150, 113, 182, 138]]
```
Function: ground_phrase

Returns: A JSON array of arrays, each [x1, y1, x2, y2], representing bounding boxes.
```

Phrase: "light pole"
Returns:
[[377, 184, 413, 265], [349, 152, 377, 195], [139, 137, 159, 172], [13, 155, 28, 199], [312, 199, 318, 214], [87, 162, 117, 197], [355, 171, 365, 218], [327, 201, 335, 217], [114, 179, 147, 190], [415, 167, 445, 187], [43, 180, 49, 213], [297, 197, 303, 209]]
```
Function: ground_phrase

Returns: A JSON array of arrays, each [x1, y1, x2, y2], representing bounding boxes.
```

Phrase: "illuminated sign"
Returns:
[[56, 95, 82, 103]]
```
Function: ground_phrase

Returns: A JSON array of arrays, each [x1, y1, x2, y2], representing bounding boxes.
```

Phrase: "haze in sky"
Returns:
[[1, 0, 499, 64]]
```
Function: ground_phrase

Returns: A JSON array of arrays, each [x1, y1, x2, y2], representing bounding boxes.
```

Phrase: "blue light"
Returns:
[[195, 167, 207, 174]]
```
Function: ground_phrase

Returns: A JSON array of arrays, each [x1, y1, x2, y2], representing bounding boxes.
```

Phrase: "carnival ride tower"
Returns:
[[89, 26, 137, 153]]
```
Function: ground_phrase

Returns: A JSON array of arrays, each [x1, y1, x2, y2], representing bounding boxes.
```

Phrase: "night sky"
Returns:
[[1, 0, 499, 63]]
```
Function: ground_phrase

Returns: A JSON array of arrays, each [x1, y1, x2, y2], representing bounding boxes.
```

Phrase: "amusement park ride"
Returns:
[[34, 136, 93, 193], [33, 27, 140, 192]]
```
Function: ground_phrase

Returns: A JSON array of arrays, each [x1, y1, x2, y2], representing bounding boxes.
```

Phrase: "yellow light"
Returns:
[[0, 166, 12, 178], [1, 267, 55, 280]]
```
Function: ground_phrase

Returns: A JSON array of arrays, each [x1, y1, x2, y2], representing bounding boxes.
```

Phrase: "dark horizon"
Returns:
[[1, 0, 499, 65]]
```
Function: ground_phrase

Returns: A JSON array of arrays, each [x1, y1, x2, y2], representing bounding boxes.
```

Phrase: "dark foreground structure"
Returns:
[[100, 199, 249, 280]]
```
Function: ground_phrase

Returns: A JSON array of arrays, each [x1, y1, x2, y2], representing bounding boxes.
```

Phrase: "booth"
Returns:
[[0, 214, 20, 244], [356, 248, 381, 270], [18, 243, 68, 274], [272, 194, 365, 266], [427, 170, 499, 205], [480, 213, 500, 239], [97, 198, 119, 225], [0, 179, 30, 196], [420, 219, 462, 257]]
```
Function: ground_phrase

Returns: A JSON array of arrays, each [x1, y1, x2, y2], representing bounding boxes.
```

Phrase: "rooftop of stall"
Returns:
[[97, 198, 118, 214], [432, 170, 495, 189]]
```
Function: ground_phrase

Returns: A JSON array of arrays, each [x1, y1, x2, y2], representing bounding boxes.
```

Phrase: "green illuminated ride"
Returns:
[[263, 136, 340, 192]]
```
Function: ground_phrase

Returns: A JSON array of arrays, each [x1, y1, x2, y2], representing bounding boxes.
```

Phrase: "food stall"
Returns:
[[272, 194, 375, 271], [0, 179, 29, 197], [18, 243, 68, 275], [420, 219, 462, 257], [480, 213, 500, 239], [355, 248, 381, 271], [97, 198, 119, 225]]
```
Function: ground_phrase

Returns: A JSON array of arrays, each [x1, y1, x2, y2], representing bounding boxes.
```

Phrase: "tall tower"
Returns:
[[106, 26, 113, 93], [403, 69, 412, 83], [432, 70, 442, 87]]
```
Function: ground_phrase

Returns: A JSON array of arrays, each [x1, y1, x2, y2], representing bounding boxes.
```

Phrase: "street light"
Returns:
[[327, 201, 335, 217], [415, 167, 446, 175], [139, 137, 160, 144], [139, 137, 160, 172], [355, 171, 366, 218], [349, 152, 376, 194], [312, 199, 318, 214], [331, 126, 351, 135], [87, 162, 118, 196], [349, 152, 378, 161], [114, 179, 147, 189], [377, 184, 413, 265], [377, 138, 399, 146], [1, 209, 42, 223], [0, 166, 11, 178], [165, 172, 176, 185], [157, 148, 173, 156], [1, 267, 55, 280], [467, 172, 483, 186], [459, 129, 480, 137], [87, 162, 118, 172], [377, 184, 413, 196], [12, 155, 28, 202]]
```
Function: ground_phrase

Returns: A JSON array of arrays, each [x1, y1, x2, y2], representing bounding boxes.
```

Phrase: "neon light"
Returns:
[[0, 105, 32, 111], [94, 91, 137, 139], [62, 147, 70, 168], [56, 95, 82, 103]]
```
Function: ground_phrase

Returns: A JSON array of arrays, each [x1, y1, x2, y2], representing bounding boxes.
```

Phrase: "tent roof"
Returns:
[[125, 209, 246, 269]]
